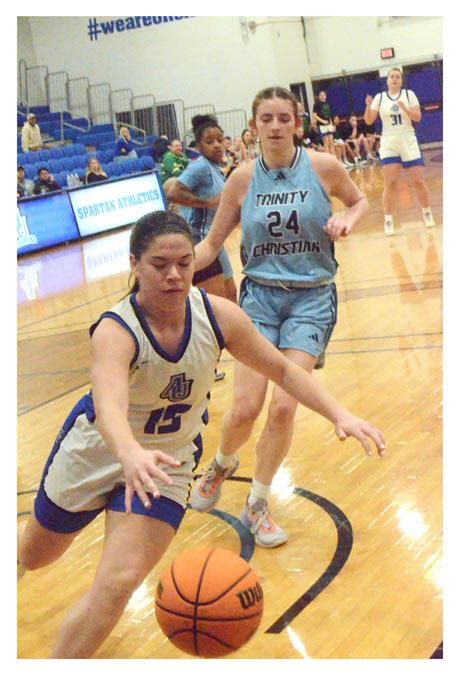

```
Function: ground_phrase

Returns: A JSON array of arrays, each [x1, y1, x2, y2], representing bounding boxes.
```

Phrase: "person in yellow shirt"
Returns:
[[21, 113, 43, 153]]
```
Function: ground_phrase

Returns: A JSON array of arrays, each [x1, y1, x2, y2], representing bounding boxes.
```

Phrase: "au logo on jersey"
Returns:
[[160, 373, 193, 402]]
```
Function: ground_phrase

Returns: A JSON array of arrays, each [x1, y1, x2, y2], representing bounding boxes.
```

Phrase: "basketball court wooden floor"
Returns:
[[17, 151, 443, 661]]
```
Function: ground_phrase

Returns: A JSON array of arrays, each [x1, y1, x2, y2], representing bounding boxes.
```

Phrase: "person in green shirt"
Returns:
[[160, 139, 189, 183]]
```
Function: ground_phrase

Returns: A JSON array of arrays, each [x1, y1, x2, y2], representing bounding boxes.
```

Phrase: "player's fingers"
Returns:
[[358, 434, 373, 456], [366, 427, 386, 456], [133, 478, 152, 509], [155, 451, 181, 468], [125, 482, 134, 514], [335, 425, 348, 442]]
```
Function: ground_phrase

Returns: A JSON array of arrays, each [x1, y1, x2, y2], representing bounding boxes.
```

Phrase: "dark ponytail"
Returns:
[[126, 210, 193, 295]]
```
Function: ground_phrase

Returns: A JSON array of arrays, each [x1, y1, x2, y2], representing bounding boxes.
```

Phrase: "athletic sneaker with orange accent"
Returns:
[[190, 456, 240, 512], [239, 498, 288, 548]]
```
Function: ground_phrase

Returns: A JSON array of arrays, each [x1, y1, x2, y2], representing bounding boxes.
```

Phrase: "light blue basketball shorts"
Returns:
[[239, 277, 338, 357]]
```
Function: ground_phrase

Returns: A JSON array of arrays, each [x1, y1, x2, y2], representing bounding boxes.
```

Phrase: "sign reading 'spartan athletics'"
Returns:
[[69, 172, 165, 237]]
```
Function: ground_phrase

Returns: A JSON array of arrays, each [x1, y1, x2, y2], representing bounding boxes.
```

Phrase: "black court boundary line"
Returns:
[[226, 476, 353, 634], [430, 641, 443, 658]]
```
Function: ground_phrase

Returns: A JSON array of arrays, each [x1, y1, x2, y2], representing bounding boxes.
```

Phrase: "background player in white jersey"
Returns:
[[364, 67, 436, 235], [190, 87, 375, 548], [18, 210, 385, 658]]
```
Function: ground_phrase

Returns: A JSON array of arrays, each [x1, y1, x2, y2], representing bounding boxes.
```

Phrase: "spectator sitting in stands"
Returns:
[[17, 165, 35, 199], [221, 136, 239, 177], [343, 114, 373, 165], [293, 126, 310, 149], [241, 128, 259, 161], [33, 167, 61, 195], [232, 135, 247, 164], [364, 121, 380, 160], [306, 121, 325, 152], [21, 113, 43, 153], [160, 139, 189, 183], [85, 157, 108, 184], [114, 126, 138, 161], [153, 135, 170, 162], [332, 115, 355, 168]]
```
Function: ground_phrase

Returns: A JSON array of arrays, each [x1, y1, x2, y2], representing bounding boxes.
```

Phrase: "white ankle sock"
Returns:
[[248, 479, 270, 506], [215, 449, 235, 469], [384, 214, 394, 223], [422, 207, 432, 216]]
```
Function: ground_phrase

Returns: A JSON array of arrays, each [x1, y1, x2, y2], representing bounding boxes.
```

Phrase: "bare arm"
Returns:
[[310, 152, 369, 240], [194, 165, 248, 271], [91, 319, 180, 512], [211, 297, 385, 456], [163, 178, 220, 209], [364, 95, 379, 125], [398, 100, 422, 122]]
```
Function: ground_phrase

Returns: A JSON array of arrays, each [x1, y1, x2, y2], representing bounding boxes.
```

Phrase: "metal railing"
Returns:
[[17, 59, 250, 153]]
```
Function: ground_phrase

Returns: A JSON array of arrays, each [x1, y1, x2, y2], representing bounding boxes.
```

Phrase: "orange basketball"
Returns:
[[155, 546, 264, 658]]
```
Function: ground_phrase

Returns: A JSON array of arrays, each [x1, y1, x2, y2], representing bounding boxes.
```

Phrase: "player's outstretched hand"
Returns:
[[335, 413, 386, 457], [122, 448, 181, 513]]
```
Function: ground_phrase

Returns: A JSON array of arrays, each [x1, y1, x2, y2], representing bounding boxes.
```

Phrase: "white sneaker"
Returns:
[[190, 456, 240, 512], [240, 498, 288, 548], [423, 212, 436, 228], [384, 220, 395, 236]]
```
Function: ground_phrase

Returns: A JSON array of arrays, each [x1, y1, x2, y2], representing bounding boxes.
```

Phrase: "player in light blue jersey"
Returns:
[[191, 86, 372, 547], [364, 67, 436, 235], [165, 114, 237, 303], [18, 209, 384, 657]]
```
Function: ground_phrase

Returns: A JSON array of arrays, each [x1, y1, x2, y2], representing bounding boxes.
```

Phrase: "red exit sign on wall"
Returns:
[[381, 47, 395, 59]]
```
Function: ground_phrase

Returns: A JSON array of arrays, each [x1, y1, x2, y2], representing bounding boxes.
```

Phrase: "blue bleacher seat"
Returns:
[[23, 163, 37, 179], [39, 121, 55, 135], [59, 171, 71, 186], [108, 162, 122, 177], [75, 168, 86, 181], [136, 145, 154, 158], [63, 128, 80, 141], [132, 158, 145, 173], [49, 147, 64, 159], [140, 156, 154, 170], [38, 150, 52, 161], [90, 123, 115, 134], [25, 151, 40, 163], [17, 152, 27, 166], [62, 145, 77, 157], [62, 157, 75, 171], [73, 143, 87, 156], [96, 150, 113, 164], [49, 159, 64, 173], [121, 159, 135, 174], [54, 173, 65, 187], [73, 155, 87, 169], [102, 164, 112, 177], [30, 105, 50, 115]]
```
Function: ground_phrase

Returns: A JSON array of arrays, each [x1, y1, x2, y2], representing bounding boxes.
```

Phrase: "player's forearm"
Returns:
[[94, 399, 141, 461], [194, 239, 220, 271], [278, 361, 348, 425], [344, 195, 369, 227]]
